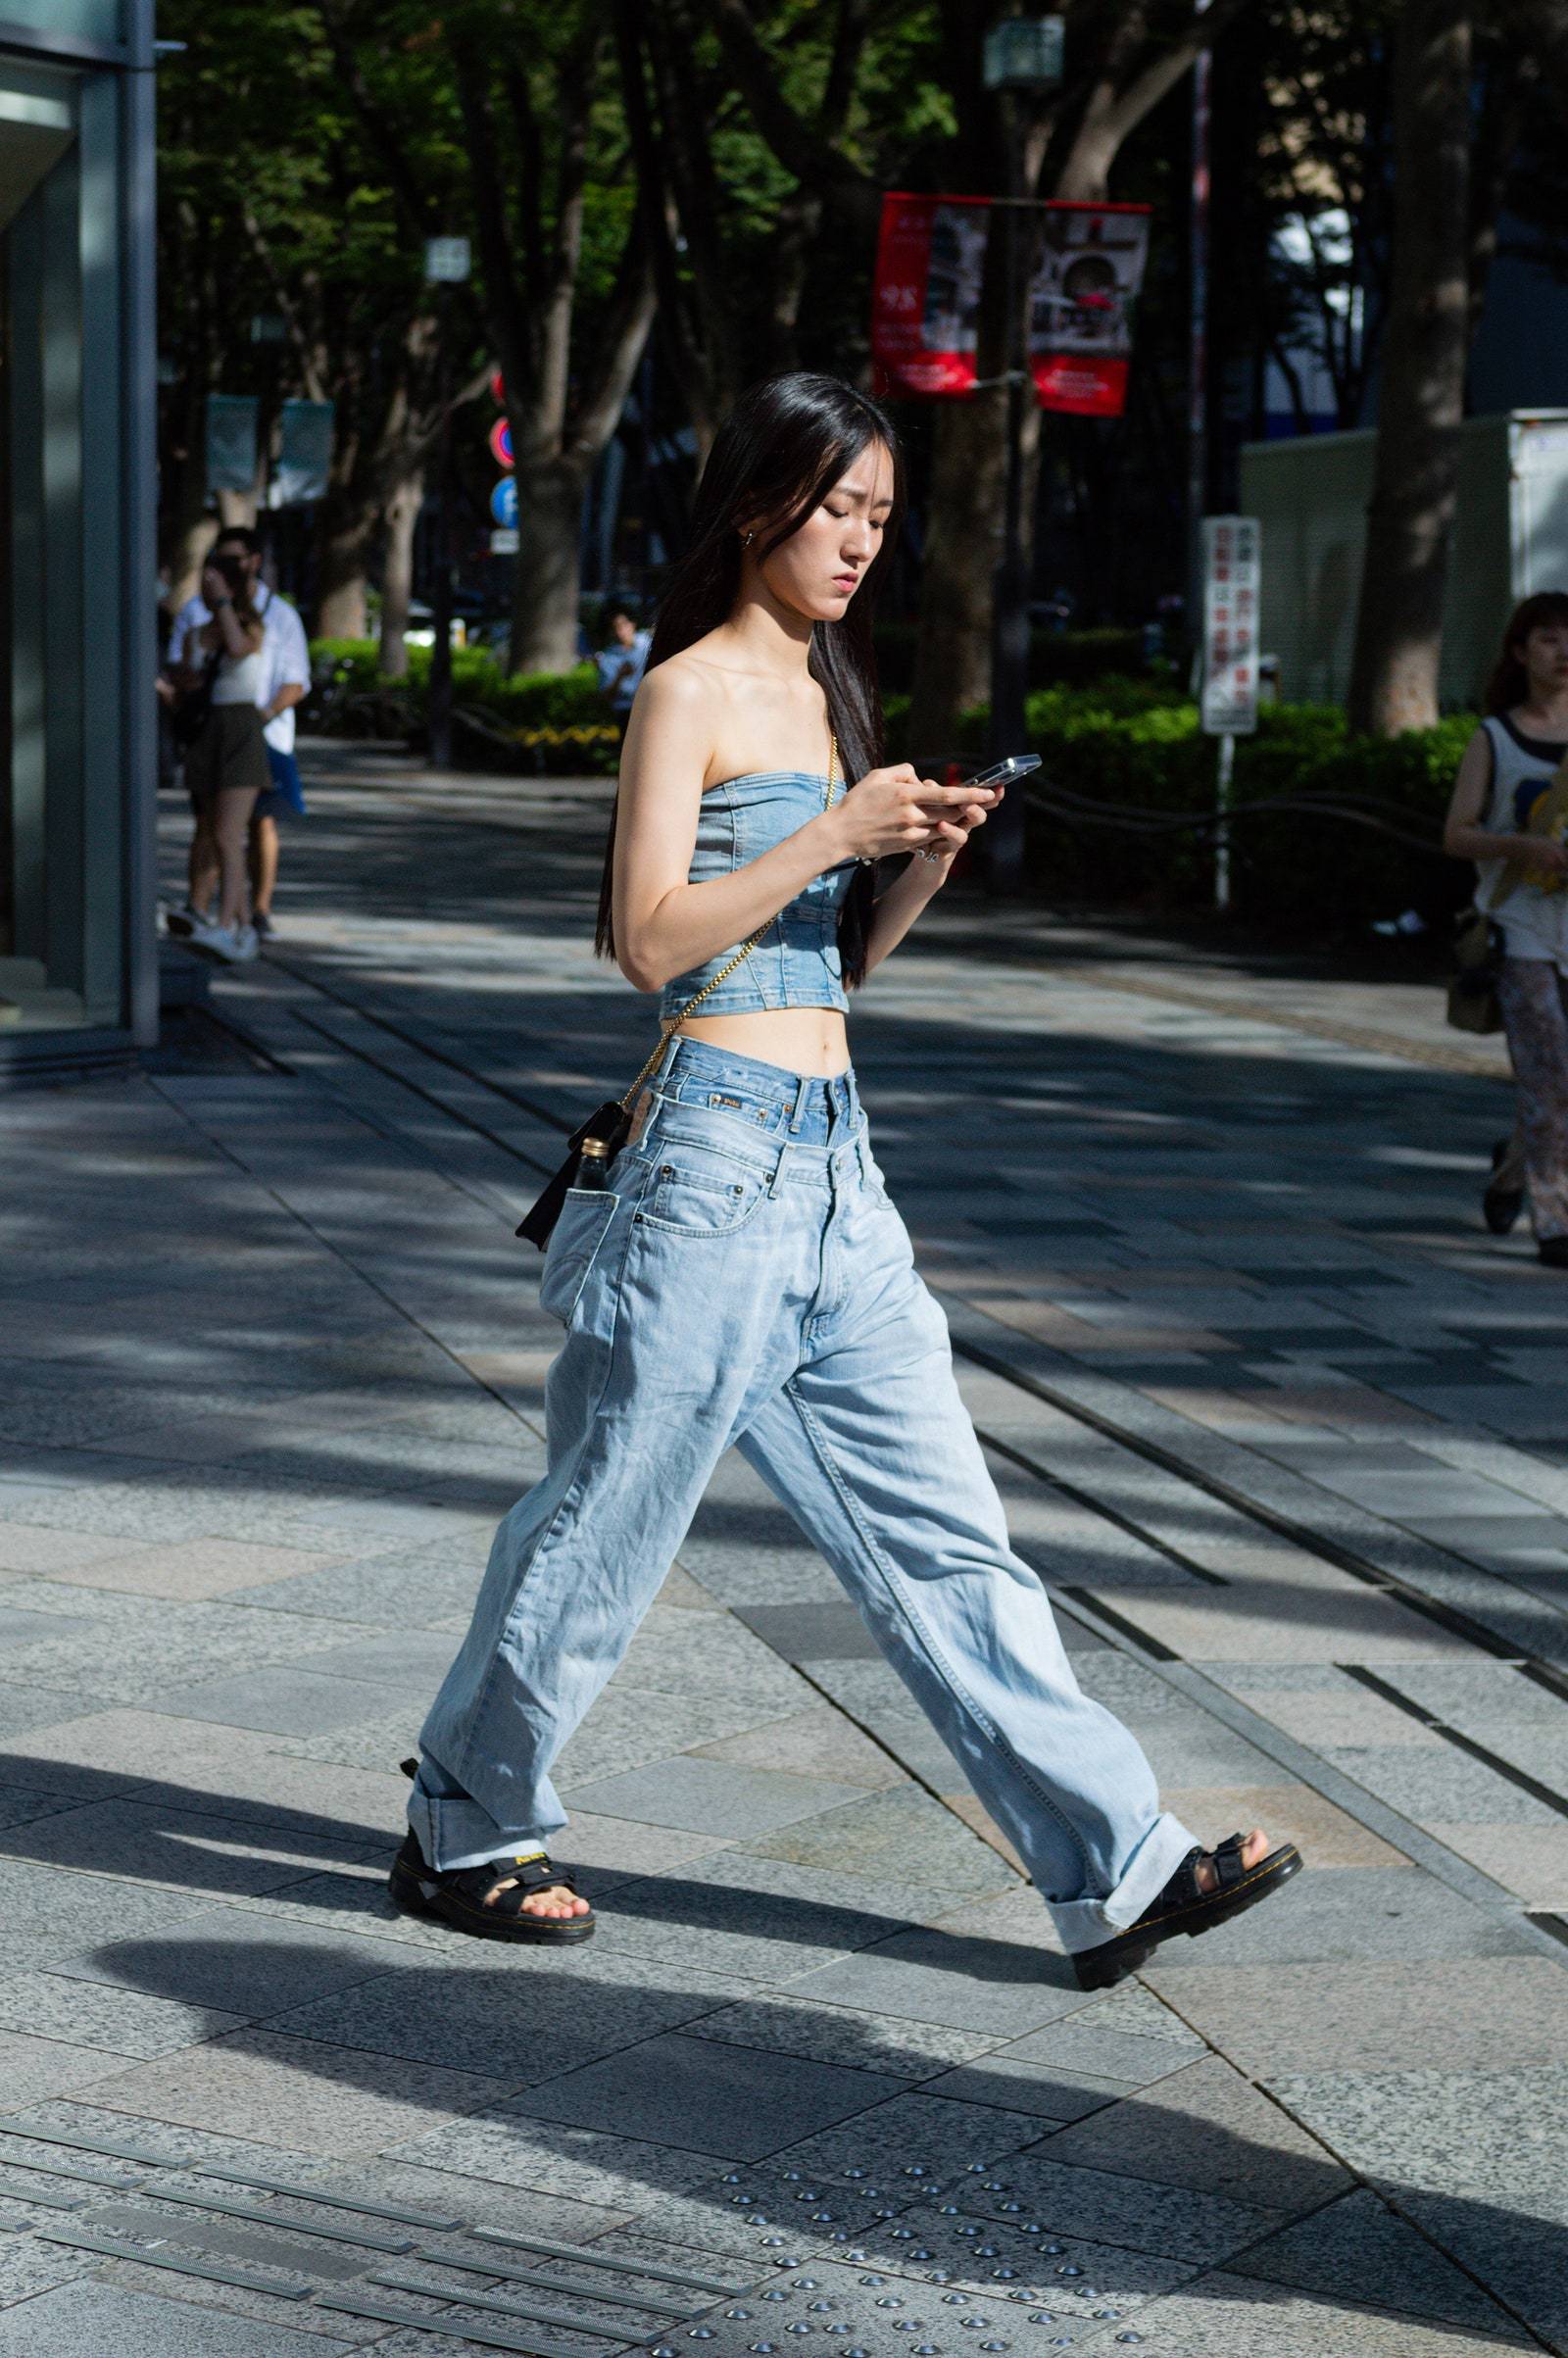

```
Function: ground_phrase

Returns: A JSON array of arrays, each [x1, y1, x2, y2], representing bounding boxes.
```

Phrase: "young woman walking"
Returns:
[[1446, 593, 1568, 1264], [393, 372, 1301, 1990]]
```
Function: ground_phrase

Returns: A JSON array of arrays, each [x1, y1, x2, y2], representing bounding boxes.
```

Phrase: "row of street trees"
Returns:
[[158, 1, 1568, 743]]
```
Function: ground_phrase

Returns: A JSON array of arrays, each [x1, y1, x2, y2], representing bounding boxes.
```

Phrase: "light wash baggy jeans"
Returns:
[[410, 1037, 1199, 1953]]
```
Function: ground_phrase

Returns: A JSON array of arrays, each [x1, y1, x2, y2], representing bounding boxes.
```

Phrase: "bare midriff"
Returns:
[[674, 1007, 851, 1078]]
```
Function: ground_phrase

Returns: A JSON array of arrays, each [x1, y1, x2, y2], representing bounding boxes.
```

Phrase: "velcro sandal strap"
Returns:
[[1208, 1832, 1252, 1891], [444, 1852, 578, 1917], [505, 1852, 579, 1898]]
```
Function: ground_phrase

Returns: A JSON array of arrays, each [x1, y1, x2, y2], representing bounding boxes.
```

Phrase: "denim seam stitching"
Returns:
[[434, 1179, 645, 1835], [780, 1379, 1091, 1877]]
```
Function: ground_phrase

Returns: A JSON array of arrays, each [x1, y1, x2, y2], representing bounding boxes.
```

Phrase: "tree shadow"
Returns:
[[17, 1892, 1557, 2349]]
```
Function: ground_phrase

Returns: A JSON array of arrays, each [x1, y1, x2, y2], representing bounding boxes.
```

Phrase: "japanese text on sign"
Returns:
[[1200, 516, 1261, 736]]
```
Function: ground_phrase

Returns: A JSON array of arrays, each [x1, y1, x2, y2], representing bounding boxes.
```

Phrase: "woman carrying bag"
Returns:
[[393, 372, 1300, 1991], [1445, 593, 1568, 1263], [177, 554, 270, 963]]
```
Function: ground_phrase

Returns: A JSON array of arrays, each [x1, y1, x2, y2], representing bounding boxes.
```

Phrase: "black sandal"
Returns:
[[1072, 1833, 1301, 1991], [388, 1831, 596, 1943]]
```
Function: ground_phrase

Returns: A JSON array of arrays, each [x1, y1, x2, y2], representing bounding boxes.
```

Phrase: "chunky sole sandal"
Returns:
[[388, 1829, 596, 1946], [1072, 1833, 1301, 1992]]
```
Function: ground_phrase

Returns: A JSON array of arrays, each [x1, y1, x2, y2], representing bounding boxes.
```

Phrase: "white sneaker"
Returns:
[[188, 919, 259, 964], [166, 902, 211, 937]]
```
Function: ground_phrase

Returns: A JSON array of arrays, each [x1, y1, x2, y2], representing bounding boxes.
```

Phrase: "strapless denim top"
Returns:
[[658, 770, 856, 1018]]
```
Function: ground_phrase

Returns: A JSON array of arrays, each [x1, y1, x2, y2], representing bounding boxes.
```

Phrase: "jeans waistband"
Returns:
[[656, 1035, 861, 1149]]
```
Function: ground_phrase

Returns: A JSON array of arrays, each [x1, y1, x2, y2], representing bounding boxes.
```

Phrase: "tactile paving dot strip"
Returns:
[[836, 2207, 1185, 2320], [632, 2259, 1150, 2357]]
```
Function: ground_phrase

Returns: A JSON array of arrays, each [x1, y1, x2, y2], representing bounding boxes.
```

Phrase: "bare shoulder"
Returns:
[[635, 652, 710, 718], [647, 637, 750, 719]]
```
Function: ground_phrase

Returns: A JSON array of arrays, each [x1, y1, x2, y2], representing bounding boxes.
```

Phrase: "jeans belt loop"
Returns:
[[788, 1073, 810, 1135], [768, 1140, 790, 1198]]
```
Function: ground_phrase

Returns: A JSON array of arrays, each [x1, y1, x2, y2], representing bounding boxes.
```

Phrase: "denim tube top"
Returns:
[[658, 771, 857, 1020]]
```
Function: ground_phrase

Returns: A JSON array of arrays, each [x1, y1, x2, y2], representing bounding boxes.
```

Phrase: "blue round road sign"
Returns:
[[489, 477, 518, 529]]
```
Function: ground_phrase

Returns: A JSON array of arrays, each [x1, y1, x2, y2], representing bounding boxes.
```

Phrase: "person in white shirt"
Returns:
[[166, 525, 310, 943], [169, 556, 270, 960]]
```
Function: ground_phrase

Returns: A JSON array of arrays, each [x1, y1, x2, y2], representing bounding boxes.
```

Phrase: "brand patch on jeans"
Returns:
[[707, 1092, 768, 1123]]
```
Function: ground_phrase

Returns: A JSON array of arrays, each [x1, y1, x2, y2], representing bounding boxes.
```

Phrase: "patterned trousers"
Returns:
[[1496, 958, 1568, 1242]]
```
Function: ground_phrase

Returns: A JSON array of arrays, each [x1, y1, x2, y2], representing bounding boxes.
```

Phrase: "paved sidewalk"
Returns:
[[0, 744, 1563, 2354]]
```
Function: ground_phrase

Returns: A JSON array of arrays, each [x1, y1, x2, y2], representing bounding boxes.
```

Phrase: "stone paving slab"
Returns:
[[1, 751, 1566, 2348]]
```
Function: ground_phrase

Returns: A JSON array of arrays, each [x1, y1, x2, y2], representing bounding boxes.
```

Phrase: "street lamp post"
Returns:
[[982, 16, 1063, 895], [423, 236, 471, 772], [1187, 0, 1213, 680]]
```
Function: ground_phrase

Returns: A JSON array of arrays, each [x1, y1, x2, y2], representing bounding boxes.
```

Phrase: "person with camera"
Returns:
[[1446, 593, 1568, 1263], [172, 554, 270, 961], [166, 525, 309, 944], [393, 370, 1301, 1990]]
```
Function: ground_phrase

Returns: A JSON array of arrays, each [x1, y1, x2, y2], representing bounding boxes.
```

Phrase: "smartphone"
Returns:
[[962, 754, 1042, 791]]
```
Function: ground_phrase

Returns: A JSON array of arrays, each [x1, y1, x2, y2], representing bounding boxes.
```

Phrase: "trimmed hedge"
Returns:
[[309, 638, 617, 771], [956, 684, 1475, 935]]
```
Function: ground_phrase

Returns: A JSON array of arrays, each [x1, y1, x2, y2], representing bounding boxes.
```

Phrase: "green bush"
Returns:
[[308, 639, 612, 771], [984, 688, 1477, 935]]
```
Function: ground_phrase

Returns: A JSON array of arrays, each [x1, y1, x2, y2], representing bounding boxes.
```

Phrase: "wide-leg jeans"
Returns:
[[411, 1039, 1197, 1952]]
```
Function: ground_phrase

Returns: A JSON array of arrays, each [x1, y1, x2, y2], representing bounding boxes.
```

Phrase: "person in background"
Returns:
[[166, 525, 310, 940], [1445, 591, 1568, 1264], [174, 555, 270, 961], [594, 604, 652, 740]]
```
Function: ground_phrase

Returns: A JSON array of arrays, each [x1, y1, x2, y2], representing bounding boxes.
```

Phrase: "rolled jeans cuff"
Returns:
[[1045, 1810, 1199, 1955], [406, 1770, 559, 1876]]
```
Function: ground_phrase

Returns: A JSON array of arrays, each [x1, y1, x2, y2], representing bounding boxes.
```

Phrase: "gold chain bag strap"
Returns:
[[516, 738, 841, 1248]]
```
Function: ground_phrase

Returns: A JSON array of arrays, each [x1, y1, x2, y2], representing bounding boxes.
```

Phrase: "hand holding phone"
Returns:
[[962, 754, 1042, 791], [917, 753, 1040, 860]]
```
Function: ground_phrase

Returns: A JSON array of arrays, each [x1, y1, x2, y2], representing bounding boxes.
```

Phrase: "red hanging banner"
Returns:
[[871, 192, 1152, 418]]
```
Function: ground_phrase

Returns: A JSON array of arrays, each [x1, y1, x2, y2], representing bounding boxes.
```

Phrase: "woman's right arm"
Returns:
[[1445, 725, 1568, 873], [611, 669, 975, 992]]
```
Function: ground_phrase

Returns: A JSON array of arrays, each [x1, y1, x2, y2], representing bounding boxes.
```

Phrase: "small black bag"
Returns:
[[516, 738, 844, 1249], [172, 643, 223, 750], [515, 1102, 632, 1249]]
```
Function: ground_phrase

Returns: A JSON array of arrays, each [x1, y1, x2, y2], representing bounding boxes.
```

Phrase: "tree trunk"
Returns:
[[378, 469, 424, 679], [215, 488, 259, 532], [907, 396, 1009, 758], [1347, 0, 1472, 735], [511, 455, 587, 674], [315, 491, 377, 639], [166, 512, 219, 616]]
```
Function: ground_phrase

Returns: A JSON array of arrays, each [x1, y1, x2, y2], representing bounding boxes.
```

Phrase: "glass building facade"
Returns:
[[0, 2, 156, 1077]]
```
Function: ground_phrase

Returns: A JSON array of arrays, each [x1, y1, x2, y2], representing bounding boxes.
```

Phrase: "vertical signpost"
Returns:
[[423, 235, 471, 772], [1200, 516, 1260, 910]]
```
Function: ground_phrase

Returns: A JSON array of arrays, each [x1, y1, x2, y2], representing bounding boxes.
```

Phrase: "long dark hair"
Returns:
[[1485, 591, 1568, 714], [595, 371, 905, 989]]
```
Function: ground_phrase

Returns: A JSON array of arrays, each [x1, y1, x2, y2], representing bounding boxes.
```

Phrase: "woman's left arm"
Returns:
[[863, 785, 996, 974]]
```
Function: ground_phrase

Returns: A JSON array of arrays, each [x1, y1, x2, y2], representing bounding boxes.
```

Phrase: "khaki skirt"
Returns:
[[184, 703, 270, 799]]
